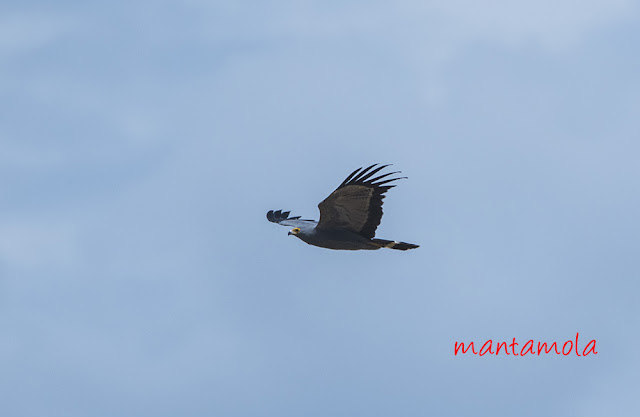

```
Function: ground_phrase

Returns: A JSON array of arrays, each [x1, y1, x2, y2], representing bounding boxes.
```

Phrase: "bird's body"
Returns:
[[294, 226, 380, 250], [267, 164, 419, 251]]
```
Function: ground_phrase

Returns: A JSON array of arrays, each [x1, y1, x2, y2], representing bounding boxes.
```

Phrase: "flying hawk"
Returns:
[[267, 164, 419, 251]]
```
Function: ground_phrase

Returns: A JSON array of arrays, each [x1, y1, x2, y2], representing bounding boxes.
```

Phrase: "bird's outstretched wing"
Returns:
[[316, 164, 406, 239], [266, 210, 317, 227]]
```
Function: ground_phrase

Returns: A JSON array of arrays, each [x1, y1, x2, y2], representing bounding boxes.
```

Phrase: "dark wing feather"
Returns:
[[266, 210, 317, 228], [316, 164, 406, 239]]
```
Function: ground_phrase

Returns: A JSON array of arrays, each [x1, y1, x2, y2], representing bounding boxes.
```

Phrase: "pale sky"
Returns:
[[1, 1, 640, 416]]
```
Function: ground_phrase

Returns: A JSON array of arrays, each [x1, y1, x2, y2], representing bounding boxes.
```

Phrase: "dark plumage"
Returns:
[[266, 164, 419, 251]]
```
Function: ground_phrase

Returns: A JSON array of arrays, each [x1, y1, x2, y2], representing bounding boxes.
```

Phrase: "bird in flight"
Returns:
[[267, 164, 419, 251]]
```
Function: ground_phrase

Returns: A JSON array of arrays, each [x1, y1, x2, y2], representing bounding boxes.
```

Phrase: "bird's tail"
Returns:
[[371, 238, 419, 251]]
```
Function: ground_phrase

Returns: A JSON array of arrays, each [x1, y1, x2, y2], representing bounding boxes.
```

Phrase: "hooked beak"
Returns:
[[288, 231, 292, 236]]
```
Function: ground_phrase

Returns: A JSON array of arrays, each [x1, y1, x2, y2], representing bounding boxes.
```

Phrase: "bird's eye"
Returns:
[[292, 228, 300, 234]]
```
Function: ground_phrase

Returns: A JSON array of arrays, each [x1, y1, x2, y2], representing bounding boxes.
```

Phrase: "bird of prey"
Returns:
[[267, 164, 419, 251]]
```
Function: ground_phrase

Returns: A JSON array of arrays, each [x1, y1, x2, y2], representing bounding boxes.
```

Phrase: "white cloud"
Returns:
[[0, 220, 79, 270], [421, 0, 638, 49], [0, 12, 75, 57], [190, 0, 638, 48], [186, 0, 638, 104]]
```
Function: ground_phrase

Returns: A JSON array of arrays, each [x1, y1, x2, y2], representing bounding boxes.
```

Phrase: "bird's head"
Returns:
[[288, 227, 301, 237]]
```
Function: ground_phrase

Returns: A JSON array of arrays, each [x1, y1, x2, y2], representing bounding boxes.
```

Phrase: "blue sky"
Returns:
[[1, 1, 640, 416]]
